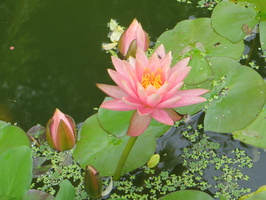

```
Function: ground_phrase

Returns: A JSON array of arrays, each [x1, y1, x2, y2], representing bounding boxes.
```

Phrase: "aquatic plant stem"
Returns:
[[113, 136, 138, 181]]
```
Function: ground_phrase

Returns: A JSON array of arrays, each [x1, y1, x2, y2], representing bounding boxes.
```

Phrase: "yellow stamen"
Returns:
[[141, 68, 163, 89]]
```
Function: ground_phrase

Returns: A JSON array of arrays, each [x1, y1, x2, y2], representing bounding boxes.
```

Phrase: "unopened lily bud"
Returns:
[[46, 108, 76, 151], [118, 18, 149, 58], [84, 165, 103, 199]]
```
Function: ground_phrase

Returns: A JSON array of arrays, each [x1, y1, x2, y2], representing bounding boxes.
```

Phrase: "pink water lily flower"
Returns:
[[97, 45, 209, 137], [118, 18, 150, 58]]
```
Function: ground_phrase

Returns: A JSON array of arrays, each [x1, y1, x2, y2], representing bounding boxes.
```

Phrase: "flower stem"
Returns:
[[113, 136, 138, 181]]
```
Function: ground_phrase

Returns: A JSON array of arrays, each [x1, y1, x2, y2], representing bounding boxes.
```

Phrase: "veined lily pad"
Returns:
[[233, 104, 266, 148], [211, 0, 258, 43], [156, 17, 244, 84], [204, 57, 266, 133], [73, 114, 157, 176], [158, 190, 214, 200]]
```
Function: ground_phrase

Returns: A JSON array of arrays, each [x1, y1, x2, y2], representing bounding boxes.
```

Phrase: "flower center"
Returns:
[[141, 68, 163, 89]]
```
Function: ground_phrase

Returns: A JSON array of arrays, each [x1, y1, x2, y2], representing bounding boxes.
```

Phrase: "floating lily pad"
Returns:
[[73, 114, 157, 176], [156, 18, 244, 84], [0, 146, 32, 199], [158, 190, 214, 200], [233, 104, 266, 148], [204, 57, 266, 133], [98, 97, 170, 138], [211, 0, 258, 43], [260, 21, 266, 56], [235, 0, 266, 12], [54, 180, 75, 200], [0, 121, 30, 154]]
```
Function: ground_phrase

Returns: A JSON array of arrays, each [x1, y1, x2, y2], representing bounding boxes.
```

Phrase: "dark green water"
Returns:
[[0, 0, 210, 129]]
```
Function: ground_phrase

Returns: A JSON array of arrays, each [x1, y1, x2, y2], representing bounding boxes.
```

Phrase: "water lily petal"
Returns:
[[177, 88, 209, 96], [112, 56, 127, 77], [148, 53, 161, 71], [171, 96, 207, 108], [164, 82, 184, 100], [126, 111, 152, 137], [96, 84, 128, 99], [135, 59, 147, 82], [154, 44, 166, 58], [147, 93, 162, 107], [121, 79, 138, 99], [157, 95, 182, 108], [101, 99, 135, 111], [170, 57, 191, 73], [151, 108, 174, 126], [137, 107, 154, 115], [137, 82, 148, 103], [136, 24, 149, 51], [146, 85, 157, 96], [122, 96, 145, 108], [135, 47, 149, 65], [107, 69, 127, 90], [157, 83, 170, 97], [160, 52, 172, 69], [128, 56, 136, 67], [164, 108, 183, 121], [168, 67, 191, 86]]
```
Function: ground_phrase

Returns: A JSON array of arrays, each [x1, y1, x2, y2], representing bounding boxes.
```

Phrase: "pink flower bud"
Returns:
[[118, 18, 150, 58], [46, 108, 76, 151]]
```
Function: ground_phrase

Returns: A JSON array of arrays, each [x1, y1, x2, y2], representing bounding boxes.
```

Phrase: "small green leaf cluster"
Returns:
[[180, 126, 253, 199], [176, 0, 222, 10], [109, 124, 253, 200], [30, 142, 89, 200], [110, 168, 182, 200]]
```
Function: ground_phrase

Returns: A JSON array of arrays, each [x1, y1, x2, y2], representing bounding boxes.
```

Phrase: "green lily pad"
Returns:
[[158, 190, 214, 200], [0, 121, 30, 154], [211, 0, 258, 43], [0, 146, 32, 199], [233, 104, 266, 148], [259, 21, 266, 56], [73, 114, 157, 176], [98, 97, 170, 138], [0, 120, 8, 128], [246, 191, 266, 200], [235, 0, 266, 12], [54, 180, 75, 200], [156, 17, 244, 84], [204, 57, 266, 133]]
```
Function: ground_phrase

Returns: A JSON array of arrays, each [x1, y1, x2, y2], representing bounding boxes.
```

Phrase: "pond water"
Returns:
[[0, 0, 210, 130], [1, 0, 266, 199]]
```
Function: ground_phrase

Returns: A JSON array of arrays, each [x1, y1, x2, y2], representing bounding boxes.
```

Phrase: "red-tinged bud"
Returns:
[[118, 18, 150, 58], [46, 108, 76, 151], [84, 165, 103, 199]]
